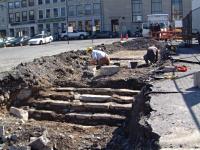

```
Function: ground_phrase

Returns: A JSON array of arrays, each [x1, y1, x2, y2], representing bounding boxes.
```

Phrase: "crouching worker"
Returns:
[[143, 45, 159, 65], [87, 47, 110, 66]]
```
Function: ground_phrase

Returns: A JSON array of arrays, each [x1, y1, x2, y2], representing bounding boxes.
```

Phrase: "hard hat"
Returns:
[[86, 47, 93, 52]]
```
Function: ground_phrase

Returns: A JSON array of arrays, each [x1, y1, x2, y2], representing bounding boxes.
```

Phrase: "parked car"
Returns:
[[4, 37, 16, 47], [60, 30, 89, 40], [5, 36, 30, 46], [28, 34, 53, 45], [93, 31, 118, 38], [0, 38, 6, 48]]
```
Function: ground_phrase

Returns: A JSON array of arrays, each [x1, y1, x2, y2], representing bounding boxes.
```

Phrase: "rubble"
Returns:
[[10, 107, 28, 121]]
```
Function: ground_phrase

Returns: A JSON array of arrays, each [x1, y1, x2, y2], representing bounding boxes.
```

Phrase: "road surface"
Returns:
[[0, 38, 121, 73]]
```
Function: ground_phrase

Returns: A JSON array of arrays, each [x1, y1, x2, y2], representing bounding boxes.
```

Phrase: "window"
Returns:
[[15, 1, 20, 8], [85, 20, 92, 32], [29, 10, 34, 20], [21, 0, 27, 7], [45, 0, 50, 4], [39, 10, 43, 19], [53, 8, 59, 17], [172, 0, 183, 20], [61, 7, 66, 17], [93, 3, 100, 15], [53, 0, 57, 3], [38, 24, 43, 33], [77, 5, 84, 16], [61, 23, 66, 32], [53, 23, 59, 33], [69, 21, 76, 30], [22, 11, 27, 21], [132, 0, 143, 22], [69, 6, 76, 17], [15, 12, 20, 22], [38, 0, 43, 5], [152, 0, 162, 14], [8, 2, 14, 9], [95, 19, 100, 31], [9, 13, 14, 23], [29, 0, 34, 6], [46, 24, 51, 32], [78, 21, 83, 31], [85, 4, 92, 15], [46, 9, 50, 18]]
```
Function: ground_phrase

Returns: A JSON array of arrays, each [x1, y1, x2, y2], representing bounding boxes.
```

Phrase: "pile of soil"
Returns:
[[95, 37, 164, 54]]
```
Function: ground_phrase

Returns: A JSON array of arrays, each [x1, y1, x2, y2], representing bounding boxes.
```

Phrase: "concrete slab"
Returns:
[[99, 65, 120, 76]]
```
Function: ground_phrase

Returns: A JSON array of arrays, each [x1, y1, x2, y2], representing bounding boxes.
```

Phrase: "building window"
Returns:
[[38, 24, 43, 33], [8, 2, 14, 9], [69, 6, 76, 17], [77, 5, 84, 16], [22, 11, 27, 21], [95, 19, 100, 31], [38, 0, 43, 5], [45, 0, 50, 4], [46, 24, 51, 32], [53, 0, 57, 3], [53, 23, 59, 33], [93, 3, 100, 15], [151, 0, 162, 14], [29, 10, 34, 20], [46, 9, 51, 18], [69, 21, 76, 30], [85, 4, 92, 15], [172, 0, 183, 20], [39, 10, 43, 19], [61, 7, 66, 17], [132, 0, 143, 22], [9, 13, 14, 23], [21, 0, 27, 7], [14, 1, 20, 8], [61, 23, 66, 32], [29, 0, 34, 6], [53, 8, 59, 17], [85, 20, 92, 32], [78, 21, 83, 31], [15, 12, 20, 22]]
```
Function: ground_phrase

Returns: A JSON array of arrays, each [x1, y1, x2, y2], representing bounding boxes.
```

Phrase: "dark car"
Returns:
[[8, 36, 30, 46], [93, 31, 118, 38]]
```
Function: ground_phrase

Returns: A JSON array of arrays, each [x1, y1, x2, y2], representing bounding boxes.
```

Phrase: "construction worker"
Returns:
[[86, 47, 110, 66], [143, 45, 159, 65]]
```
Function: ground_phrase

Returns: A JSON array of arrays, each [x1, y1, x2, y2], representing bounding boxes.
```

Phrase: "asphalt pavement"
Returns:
[[0, 38, 121, 73]]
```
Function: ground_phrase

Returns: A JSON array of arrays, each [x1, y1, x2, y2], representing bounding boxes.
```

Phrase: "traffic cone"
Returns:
[[126, 34, 129, 40], [120, 34, 123, 41]]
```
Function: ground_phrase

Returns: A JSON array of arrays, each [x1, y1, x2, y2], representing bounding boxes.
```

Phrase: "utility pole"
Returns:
[[66, 0, 69, 44]]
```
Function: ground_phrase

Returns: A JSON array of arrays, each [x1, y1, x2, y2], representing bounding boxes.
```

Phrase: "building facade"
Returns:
[[192, 0, 200, 31], [0, 0, 192, 37], [0, 0, 8, 37]]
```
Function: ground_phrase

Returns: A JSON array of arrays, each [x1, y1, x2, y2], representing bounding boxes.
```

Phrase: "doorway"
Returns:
[[111, 19, 119, 32]]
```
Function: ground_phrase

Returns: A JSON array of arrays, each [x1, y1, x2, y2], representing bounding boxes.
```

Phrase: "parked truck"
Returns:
[[142, 14, 170, 37]]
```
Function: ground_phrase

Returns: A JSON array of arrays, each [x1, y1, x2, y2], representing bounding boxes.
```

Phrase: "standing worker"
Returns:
[[86, 47, 110, 66], [143, 45, 159, 65]]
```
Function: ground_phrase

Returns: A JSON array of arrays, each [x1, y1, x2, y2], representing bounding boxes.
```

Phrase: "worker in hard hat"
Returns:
[[143, 45, 159, 65], [86, 47, 110, 66]]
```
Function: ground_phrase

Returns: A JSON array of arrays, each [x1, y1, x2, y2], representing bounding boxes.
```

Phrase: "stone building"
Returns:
[[0, 0, 192, 37]]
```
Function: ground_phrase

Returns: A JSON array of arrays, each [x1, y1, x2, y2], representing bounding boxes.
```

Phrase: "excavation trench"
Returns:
[[0, 39, 163, 149]]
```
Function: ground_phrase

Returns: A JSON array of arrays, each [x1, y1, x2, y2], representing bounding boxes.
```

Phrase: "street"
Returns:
[[0, 38, 121, 73]]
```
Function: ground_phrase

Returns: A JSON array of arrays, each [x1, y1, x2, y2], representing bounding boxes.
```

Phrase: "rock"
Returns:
[[17, 88, 32, 101], [0, 126, 5, 138], [10, 107, 29, 121], [10, 134, 18, 142], [4, 92, 10, 100], [0, 95, 4, 103], [99, 65, 120, 76], [29, 134, 50, 150], [79, 94, 111, 102]]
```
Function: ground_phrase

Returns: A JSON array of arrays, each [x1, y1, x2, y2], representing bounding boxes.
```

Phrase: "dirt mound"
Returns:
[[95, 38, 164, 54]]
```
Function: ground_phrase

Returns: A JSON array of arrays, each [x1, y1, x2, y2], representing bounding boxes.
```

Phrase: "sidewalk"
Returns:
[[149, 47, 200, 149]]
